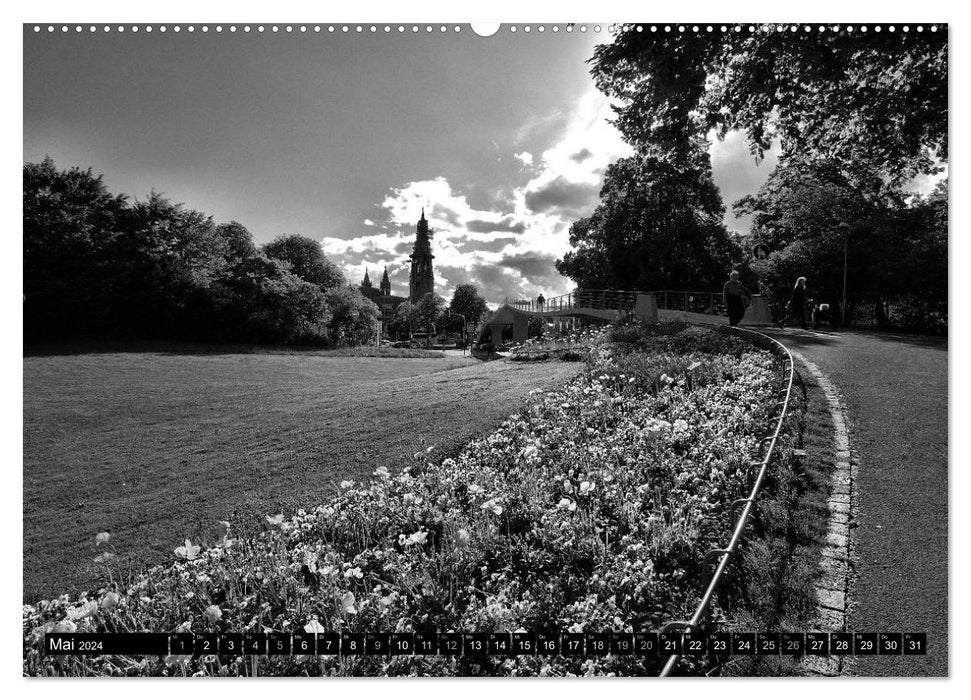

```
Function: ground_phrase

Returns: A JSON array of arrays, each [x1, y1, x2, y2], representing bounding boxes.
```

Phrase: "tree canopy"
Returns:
[[740, 159, 947, 331], [555, 154, 741, 291], [411, 293, 446, 344], [590, 25, 947, 196], [262, 234, 346, 290], [23, 158, 373, 346], [448, 284, 489, 328]]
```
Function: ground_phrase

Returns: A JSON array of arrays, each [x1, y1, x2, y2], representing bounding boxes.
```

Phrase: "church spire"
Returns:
[[380, 266, 391, 296], [409, 208, 435, 303], [362, 267, 372, 288]]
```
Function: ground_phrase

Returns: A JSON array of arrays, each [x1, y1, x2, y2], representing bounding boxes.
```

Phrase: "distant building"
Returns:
[[360, 267, 407, 340], [408, 208, 435, 303], [358, 209, 438, 341]]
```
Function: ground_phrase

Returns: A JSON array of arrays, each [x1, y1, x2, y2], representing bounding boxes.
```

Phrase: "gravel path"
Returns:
[[768, 328, 948, 677]]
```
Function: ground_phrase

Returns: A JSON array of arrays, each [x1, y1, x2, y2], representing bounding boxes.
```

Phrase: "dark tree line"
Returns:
[[24, 157, 378, 346], [737, 160, 947, 332], [556, 26, 947, 332]]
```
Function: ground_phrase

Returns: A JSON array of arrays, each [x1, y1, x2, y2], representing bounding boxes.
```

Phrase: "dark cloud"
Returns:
[[570, 148, 594, 163], [456, 236, 518, 254], [394, 241, 413, 255], [498, 252, 559, 279], [524, 176, 600, 217], [430, 203, 462, 228], [465, 217, 527, 234]]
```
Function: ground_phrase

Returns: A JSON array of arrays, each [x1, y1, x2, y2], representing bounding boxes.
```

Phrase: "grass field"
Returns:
[[23, 348, 579, 602]]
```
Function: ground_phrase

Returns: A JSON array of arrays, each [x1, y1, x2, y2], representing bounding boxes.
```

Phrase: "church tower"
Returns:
[[361, 268, 372, 290], [380, 267, 391, 296], [408, 208, 435, 303]]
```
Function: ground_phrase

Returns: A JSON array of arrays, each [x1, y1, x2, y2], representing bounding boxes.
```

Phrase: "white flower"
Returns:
[[174, 539, 201, 560], [480, 499, 503, 515], [67, 601, 98, 620], [101, 591, 120, 610], [343, 567, 364, 579], [95, 532, 111, 547], [203, 605, 222, 624], [579, 481, 594, 495], [340, 592, 357, 615], [402, 530, 428, 547], [304, 619, 326, 634], [557, 498, 577, 512], [673, 419, 689, 432], [339, 480, 354, 489], [53, 619, 77, 633], [265, 514, 284, 527], [374, 466, 390, 479], [453, 528, 470, 550]]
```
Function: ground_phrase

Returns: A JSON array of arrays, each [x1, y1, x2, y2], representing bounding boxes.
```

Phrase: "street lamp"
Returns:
[[447, 310, 467, 356], [839, 222, 850, 328]]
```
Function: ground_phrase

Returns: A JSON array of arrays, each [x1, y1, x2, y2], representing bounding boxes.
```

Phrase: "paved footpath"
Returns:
[[767, 328, 948, 677]]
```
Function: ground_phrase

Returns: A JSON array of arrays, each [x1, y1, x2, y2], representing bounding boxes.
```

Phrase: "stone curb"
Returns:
[[791, 352, 857, 677]]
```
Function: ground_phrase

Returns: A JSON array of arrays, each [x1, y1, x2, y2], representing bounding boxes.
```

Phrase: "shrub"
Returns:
[[325, 286, 379, 346]]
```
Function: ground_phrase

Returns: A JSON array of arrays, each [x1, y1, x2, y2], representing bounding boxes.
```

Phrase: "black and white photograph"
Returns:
[[17, 4, 954, 684]]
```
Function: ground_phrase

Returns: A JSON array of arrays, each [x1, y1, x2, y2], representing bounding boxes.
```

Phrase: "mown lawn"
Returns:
[[23, 349, 579, 602]]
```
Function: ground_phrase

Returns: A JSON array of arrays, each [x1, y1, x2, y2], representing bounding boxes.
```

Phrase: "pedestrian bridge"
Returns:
[[479, 289, 772, 345]]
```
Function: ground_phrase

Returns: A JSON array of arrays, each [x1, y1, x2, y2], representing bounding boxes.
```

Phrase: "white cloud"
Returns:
[[321, 87, 633, 304], [363, 218, 376, 226]]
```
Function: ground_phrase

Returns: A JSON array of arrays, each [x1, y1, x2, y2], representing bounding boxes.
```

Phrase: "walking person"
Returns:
[[722, 271, 752, 327], [536, 293, 545, 311], [780, 276, 809, 330]]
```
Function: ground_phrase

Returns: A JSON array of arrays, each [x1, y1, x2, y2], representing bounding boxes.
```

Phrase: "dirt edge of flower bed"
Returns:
[[712, 349, 841, 677]]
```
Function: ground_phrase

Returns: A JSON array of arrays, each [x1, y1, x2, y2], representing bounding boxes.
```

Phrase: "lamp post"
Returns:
[[839, 222, 850, 328], [447, 310, 466, 356]]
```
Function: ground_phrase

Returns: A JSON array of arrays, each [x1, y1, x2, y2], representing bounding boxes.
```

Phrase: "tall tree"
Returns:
[[590, 25, 947, 196], [325, 286, 379, 346], [386, 301, 412, 341], [556, 154, 740, 291], [23, 157, 127, 337], [448, 284, 488, 328], [262, 234, 345, 290], [411, 293, 446, 346]]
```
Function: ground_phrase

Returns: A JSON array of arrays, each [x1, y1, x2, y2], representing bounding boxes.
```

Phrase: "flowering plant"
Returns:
[[23, 326, 789, 677]]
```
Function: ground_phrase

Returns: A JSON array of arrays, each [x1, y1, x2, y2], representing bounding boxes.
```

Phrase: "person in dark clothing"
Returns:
[[782, 277, 808, 329], [722, 271, 752, 327], [536, 293, 545, 310]]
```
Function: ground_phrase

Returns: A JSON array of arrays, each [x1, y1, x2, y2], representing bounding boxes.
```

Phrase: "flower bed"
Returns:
[[23, 326, 783, 677]]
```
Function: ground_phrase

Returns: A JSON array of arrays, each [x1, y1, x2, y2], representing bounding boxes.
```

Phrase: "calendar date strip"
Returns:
[[44, 631, 926, 657]]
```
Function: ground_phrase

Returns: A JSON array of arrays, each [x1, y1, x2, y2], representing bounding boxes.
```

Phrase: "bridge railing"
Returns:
[[502, 289, 730, 317], [502, 289, 640, 314], [653, 290, 726, 317]]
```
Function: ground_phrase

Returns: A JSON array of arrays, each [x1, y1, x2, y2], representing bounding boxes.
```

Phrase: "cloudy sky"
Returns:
[[24, 24, 777, 304]]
